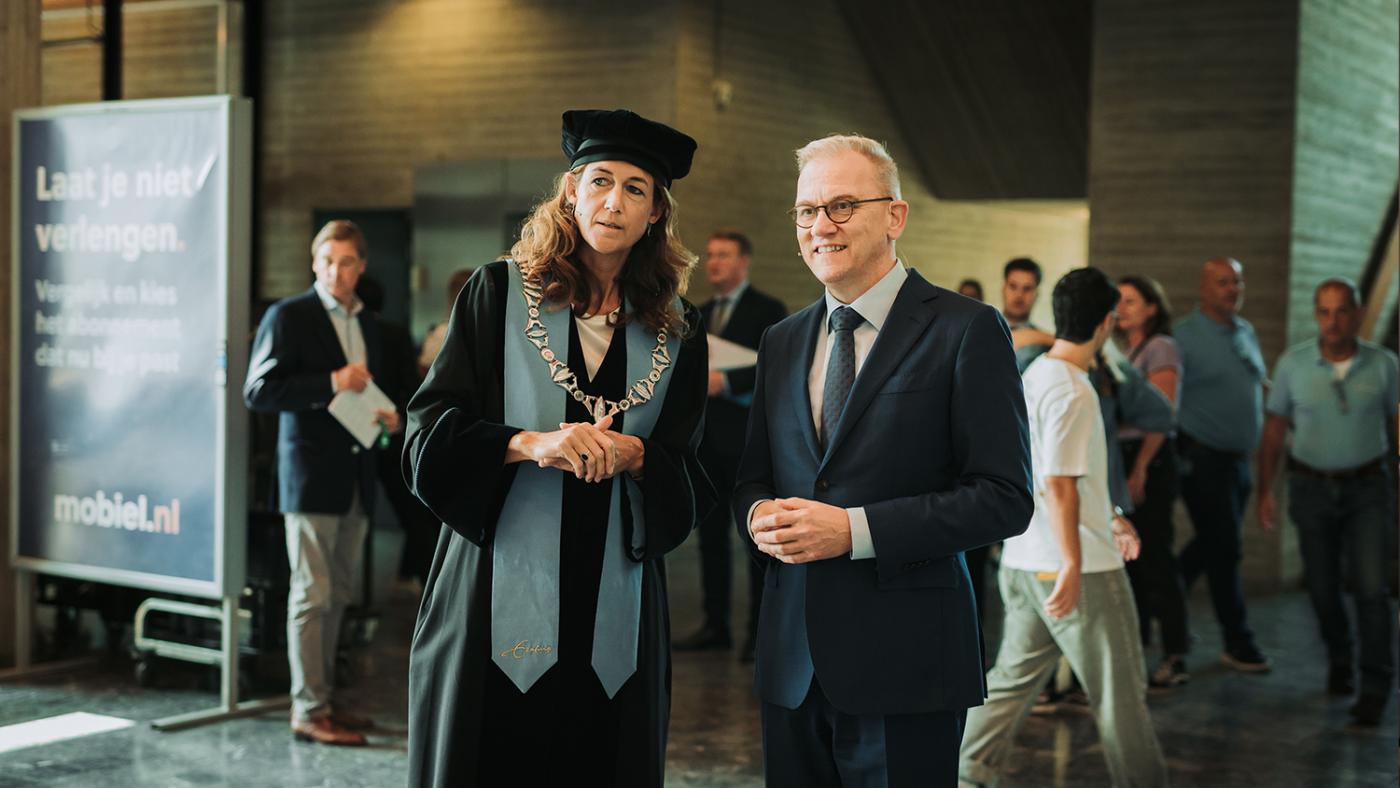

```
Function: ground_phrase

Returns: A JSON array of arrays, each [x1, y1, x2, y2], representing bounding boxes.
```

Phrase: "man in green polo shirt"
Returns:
[[1257, 277, 1398, 727]]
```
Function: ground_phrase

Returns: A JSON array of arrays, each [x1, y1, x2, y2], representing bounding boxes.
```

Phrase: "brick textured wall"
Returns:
[[259, 0, 681, 299], [42, 5, 222, 106], [43, 0, 1087, 318], [674, 0, 1087, 321]]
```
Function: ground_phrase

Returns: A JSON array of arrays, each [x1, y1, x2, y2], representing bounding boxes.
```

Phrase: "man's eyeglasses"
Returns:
[[789, 197, 893, 229]]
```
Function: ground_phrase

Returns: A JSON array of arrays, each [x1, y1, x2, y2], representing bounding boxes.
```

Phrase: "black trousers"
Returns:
[[1177, 433, 1256, 650], [762, 677, 964, 788], [696, 445, 763, 639], [1120, 438, 1190, 655]]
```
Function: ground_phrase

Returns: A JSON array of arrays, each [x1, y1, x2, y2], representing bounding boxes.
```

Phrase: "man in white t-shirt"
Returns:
[[960, 268, 1168, 788]]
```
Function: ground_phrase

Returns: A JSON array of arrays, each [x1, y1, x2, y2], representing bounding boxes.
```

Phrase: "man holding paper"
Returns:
[[243, 219, 401, 746], [675, 230, 787, 661]]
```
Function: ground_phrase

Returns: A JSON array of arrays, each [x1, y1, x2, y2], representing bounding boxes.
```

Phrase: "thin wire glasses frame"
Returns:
[[789, 196, 894, 228]]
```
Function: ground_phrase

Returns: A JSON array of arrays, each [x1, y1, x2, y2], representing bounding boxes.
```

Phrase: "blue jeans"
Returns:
[[1177, 434, 1256, 650], [1289, 470, 1396, 698]]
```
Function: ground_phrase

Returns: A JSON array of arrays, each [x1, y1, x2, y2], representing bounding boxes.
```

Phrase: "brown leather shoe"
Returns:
[[330, 708, 375, 731], [291, 716, 368, 746]]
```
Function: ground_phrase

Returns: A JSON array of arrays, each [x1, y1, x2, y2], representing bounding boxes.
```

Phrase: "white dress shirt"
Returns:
[[315, 281, 366, 391], [750, 260, 908, 560]]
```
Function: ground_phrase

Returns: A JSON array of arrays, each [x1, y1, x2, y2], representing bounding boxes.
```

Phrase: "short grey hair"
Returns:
[[794, 134, 902, 200]]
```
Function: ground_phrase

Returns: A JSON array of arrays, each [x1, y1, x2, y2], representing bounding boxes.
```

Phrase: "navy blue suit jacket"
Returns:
[[733, 270, 1033, 715], [700, 285, 788, 463], [243, 287, 386, 515]]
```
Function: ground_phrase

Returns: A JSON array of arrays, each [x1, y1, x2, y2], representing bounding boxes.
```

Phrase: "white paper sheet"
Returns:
[[707, 333, 759, 371], [327, 380, 396, 449]]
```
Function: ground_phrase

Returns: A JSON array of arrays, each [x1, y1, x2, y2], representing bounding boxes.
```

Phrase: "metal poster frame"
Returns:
[[4, 96, 283, 729]]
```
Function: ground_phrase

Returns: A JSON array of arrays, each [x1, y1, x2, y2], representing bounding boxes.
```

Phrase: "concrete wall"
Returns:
[[1090, 0, 1399, 592], [1288, 0, 1399, 345], [1089, 0, 1300, 365]]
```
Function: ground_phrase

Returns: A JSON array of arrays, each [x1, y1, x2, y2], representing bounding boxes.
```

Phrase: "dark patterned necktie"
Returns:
[[711, 296, 732, 335], [821, 305, 864, 449]]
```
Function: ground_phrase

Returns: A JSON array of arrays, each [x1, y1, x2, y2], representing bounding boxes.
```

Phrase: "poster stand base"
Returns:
[[152, 696, 290, 732], [146, 596, 290, 732], [7, 573, 288, 732]]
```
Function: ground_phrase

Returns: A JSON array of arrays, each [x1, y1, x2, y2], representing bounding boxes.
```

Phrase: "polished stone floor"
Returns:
[[1, 530, 1396, 787]]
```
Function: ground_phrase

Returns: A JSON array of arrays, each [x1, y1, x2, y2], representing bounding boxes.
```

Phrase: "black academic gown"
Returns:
[[403, 261, 710, 788]]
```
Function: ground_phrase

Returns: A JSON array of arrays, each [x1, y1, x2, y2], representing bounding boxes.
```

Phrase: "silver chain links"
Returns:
[[521, 274, 671, 421]]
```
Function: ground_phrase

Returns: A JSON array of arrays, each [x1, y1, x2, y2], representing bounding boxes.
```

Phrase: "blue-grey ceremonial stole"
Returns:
[[493, 261, 679, 698]]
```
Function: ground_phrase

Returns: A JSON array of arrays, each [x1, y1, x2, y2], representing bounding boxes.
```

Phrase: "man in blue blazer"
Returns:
[[243, 220, 401, 747], [734, 136, 1033, 786]]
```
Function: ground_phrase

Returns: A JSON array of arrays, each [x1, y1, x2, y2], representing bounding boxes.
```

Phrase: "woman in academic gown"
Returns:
[[402, 109, 710, 787]]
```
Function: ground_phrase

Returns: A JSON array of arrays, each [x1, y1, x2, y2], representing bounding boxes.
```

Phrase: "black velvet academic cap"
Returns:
[[561, 109, 697, 189]]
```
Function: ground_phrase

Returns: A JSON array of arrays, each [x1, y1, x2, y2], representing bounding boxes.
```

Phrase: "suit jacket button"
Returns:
[[816, 478, 829, 492], [351, 446, 361, 455]]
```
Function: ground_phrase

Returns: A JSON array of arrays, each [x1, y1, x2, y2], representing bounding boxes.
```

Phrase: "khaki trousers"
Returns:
[[959, 567, 1168, 788], [285, 504, 368, 722]]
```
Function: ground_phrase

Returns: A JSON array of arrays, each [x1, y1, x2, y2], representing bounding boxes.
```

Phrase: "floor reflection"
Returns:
[[0, 535, 1394, 787]]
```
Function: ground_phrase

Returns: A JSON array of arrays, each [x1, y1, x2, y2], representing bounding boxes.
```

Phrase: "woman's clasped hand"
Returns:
[[526, 414, 642, 482]]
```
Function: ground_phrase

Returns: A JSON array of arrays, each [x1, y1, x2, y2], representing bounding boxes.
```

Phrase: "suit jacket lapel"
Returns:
[[720, 288, 752, 341], [359, 311, 381, 378], [789, 302, 824, 462], [821, 271, 939, 465]]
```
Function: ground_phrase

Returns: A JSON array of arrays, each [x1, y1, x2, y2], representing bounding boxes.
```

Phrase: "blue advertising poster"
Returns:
[[11, 98, 249, 597]]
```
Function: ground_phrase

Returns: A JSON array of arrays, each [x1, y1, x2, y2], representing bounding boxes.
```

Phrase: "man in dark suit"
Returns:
[[735, 135, 1033, 786], [676, 230, 787, 660], [243, 220, 401, 747]]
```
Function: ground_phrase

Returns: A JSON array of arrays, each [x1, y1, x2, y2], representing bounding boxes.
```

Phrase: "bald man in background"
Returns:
[[1173, 257, 1271, 673]]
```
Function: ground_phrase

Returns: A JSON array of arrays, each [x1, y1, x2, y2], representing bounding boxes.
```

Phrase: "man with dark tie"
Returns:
[[676, 230, 787, 661], [735, 135, 1032, 786]]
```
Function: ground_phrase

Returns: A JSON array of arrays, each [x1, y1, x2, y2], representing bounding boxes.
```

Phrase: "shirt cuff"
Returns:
[[848, 506, 875, 560], [746, 499, 770, 538]]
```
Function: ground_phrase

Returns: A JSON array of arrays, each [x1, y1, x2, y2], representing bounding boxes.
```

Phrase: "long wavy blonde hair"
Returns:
[[508, 167, 697, 336]]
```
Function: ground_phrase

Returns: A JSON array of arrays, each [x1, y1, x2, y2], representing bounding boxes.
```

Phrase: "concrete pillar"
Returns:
[[1288, 0, 1399, 344], [1089, 0, 1398, 592], [1, 0, 42, 667]]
